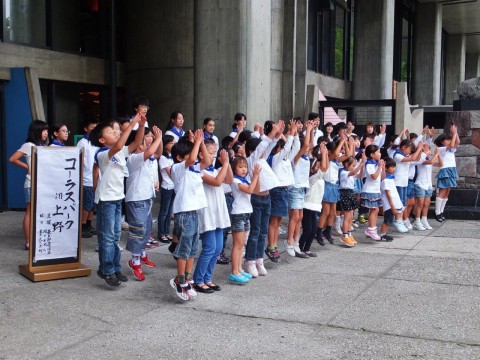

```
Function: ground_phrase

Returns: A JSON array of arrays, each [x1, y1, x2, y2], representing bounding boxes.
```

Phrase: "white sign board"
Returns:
[[33, 147, 82, 262]]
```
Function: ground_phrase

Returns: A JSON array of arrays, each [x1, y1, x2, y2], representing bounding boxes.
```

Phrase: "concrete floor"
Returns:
[[0, 208, 479, 359]]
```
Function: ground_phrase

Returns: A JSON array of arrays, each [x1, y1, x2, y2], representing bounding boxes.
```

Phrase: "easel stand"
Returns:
[[19, 263, 91, 282]]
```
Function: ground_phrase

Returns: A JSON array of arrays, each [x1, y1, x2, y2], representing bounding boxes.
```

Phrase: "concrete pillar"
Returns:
[[294, 0, 307, 119], [124, 1, 195, 129], [444, 34, 466, 105], [465, 54, 480, 80], [352, 0, 395, 100], [281, 0, 296, 119], [271, 0, 284, 122], [412, 3, 442, 105], [195, 0, 271, 134]]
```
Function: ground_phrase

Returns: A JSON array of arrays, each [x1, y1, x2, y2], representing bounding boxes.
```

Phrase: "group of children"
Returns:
[[10, 101, 460, 301]]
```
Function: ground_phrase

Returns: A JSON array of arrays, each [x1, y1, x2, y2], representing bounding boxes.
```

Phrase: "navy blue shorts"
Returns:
[[83, 186, 94, 211]]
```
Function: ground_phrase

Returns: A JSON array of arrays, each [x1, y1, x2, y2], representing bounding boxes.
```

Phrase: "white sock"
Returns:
[[132, 254, 140, 265], [421, 216, 428, 222], [335, 216, 341, 225], [440, 198, 448, 214], [435, 197, 444, 215], [415, 217, 421, 222], [141, 250, 146, 258]]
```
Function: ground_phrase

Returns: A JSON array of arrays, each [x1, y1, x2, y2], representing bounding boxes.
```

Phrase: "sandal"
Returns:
[[205, 282, 221, 291]]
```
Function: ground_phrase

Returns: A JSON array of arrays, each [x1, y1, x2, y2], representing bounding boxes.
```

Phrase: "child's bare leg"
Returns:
[[368, 208, 379, 227], [231, 231, 244, 275]]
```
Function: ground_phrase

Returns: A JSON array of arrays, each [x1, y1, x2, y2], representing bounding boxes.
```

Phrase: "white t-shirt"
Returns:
[[292, 156, 310, 188], [247, 137, 280, 192], [198, 167, 231, 233], [132, 120, 149, 130], [231, 178, 253, 214], [159, 155, 174, 190], [271, 135, 298, 187], [324, 160, 340, 185], [165, 127, 185, 143], [77, 136, 98, 187], [171, 161, 207, 213], [125, 152, 155, 202], [415, 153, 433, 190], [439, 146, 457, 168], [304, 129, 323, 145], [381, 177, 403, 211], [18, 142, 35, 188], [18, 142, 35, 186], [303, 169, 325, 212], [362, 161, 382, 193], [393, 151, 410, 187], [339, 168, 355, 189], [94, 147, 129, 202]]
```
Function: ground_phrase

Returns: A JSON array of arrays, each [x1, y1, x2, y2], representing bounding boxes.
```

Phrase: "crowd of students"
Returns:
[[9, 96, 460, 301]]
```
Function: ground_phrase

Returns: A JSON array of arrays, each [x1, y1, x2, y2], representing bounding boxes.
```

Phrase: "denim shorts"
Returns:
[[407, 180, 416, 199], [396, 186, 407, 206], [288, 186, 305, 210], [172, 211, 199, 259], [24, 187, 31, 204], [270, 187, 289, 216], [231, 213, 251, 232], [82, 186, 94, 211], [323, 182, 339, 203], [414, 185, 433, 198]]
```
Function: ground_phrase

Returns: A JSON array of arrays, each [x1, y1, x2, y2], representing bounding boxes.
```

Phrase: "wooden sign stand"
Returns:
[[19, 146, 91, 282]]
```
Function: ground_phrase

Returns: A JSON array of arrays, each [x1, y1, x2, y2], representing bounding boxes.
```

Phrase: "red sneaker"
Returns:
[[128, 260, 145, 281], [140, 255, 156, 268]]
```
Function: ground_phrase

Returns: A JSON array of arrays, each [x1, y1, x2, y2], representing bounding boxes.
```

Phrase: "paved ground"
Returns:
[[1, 207, 479, 360]]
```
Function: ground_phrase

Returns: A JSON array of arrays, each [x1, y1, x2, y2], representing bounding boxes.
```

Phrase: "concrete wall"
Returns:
[[123, 0, 195, 129], [0, 42, 123, 86], [271, 0, 284, 122], [412, 3, 442, 105], [294, 0, 308, 119], [281, 0, 296, 119], [465, 54, 480, 80], [352, 0, 394, 100], [444, 34, 466, 105], [306, 71, 351, 100]]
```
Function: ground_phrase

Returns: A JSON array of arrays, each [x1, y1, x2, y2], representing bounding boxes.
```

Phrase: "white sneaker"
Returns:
[[293, 242, 302, 253], [393, 220, 409, 233], [121, 221, 129, 230], [187, 279, 197, 299], [403, 219, 413, 230], [413, 219, 426, 231], [352, 221, 359, 228], [333, 224, 343, 235], [421, 218, 433, 230], [255, 258, 267, 276], [245, 260, 258, 278], [284, 240, 295, 257], [278, 226, 286, 235]]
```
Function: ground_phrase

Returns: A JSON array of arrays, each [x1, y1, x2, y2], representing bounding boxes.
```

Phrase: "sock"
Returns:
[[415, 217, 421, 222], [335, 216, 341, 226], [316, 227, 323, 240], [440, 198, 448, 214], [347, 232, 351, 237], [422, 216, 428, 221], [324, 226, 332, 236], [82, 223, 88, 231], [141, 250, 146, 258], [343, 233, 349, 238], [176, 274, 185, 284], [435, 197, 444, 215], [86, 220, 92, 228], [132, 254, 140, 265], [185, 272, 192, 281], [380, 232, 386, 236]]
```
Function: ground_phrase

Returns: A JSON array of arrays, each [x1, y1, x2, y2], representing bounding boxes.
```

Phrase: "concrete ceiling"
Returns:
[[417, 0, 480, 53]]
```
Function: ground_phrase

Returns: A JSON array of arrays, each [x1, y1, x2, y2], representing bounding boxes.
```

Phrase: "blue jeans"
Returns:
[[245, 194, 271, 261], [157, 188, 175, 237], [97, 200, 122, 275], [193, 228, 223, 284], [125, 199, 152, 255], [396, 186, 407, 206]]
